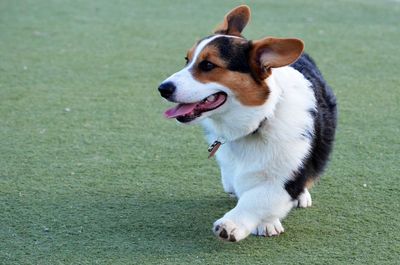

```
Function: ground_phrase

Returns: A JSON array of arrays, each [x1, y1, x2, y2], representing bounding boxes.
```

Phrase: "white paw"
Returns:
[[252, 219, 284, 237], [297, 188, 312, 208], [213, 218, 249, 242]]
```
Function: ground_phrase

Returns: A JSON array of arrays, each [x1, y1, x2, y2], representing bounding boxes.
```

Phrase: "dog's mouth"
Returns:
[[164, 92, 227, 123]]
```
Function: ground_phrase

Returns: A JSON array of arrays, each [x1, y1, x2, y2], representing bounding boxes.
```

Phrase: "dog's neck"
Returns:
[[206, 116, 267, 158], [202, 111, 268, 143], [203, 77, 281, 142]]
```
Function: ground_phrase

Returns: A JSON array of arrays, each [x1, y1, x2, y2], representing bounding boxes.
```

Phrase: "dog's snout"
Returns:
[[158, 81, 176, 99]]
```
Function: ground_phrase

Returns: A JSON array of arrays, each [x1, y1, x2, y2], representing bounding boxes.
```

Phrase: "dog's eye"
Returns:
[[184, 56, 189, 65], [199, 60, 216, 72]]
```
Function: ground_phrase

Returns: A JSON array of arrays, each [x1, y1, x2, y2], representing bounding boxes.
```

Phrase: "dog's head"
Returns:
[[158, 5, 304, 124]]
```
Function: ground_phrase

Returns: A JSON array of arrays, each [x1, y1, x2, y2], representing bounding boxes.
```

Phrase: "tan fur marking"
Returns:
[[191, 45, 269, 106], [186, 44, 196, 62], [306, 176, 322, 190], [306, 178, 315, 189]]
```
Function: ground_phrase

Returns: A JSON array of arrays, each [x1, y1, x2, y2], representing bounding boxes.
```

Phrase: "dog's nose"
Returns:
[[158, 81, 176, 99]]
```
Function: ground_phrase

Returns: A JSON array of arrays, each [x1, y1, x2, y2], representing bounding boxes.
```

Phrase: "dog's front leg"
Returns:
[[220, 164, 236, 196], [212, 182, 294, 242]]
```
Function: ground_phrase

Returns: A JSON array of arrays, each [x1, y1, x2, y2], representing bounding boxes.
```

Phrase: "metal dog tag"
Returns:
[[208, 141, 222, 158]]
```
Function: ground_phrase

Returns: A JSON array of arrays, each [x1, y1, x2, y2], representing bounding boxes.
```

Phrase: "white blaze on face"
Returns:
[[187, 35, 222, 68], [162, 35, 229, 103]]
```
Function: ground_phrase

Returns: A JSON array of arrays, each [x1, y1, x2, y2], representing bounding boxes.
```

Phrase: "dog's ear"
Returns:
[[214, 5, 251, 37], [249, 37, 304, 80]]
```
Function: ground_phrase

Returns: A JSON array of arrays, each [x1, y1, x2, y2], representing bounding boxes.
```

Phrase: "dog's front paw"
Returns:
[[213, 219, 249, 242], [252, 219, 284, 237]]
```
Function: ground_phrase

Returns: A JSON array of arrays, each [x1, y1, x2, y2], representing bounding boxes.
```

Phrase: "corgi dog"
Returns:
[[158, 5, 337, 242]]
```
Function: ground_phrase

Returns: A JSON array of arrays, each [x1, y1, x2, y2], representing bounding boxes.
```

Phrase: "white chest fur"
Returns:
[[202, 66, 316, 197]]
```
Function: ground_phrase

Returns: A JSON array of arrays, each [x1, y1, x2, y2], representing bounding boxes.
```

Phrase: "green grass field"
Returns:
[[1, 0, 399, 264]]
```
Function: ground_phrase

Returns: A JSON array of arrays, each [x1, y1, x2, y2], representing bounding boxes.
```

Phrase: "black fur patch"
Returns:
[[208, 36, 251, 73], [285, 53, 337, 199]]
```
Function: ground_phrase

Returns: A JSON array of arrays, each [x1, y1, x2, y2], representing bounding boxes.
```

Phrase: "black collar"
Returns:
[[251, 117, 268, 135]]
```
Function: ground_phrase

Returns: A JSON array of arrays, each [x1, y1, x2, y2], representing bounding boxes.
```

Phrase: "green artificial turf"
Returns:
[[1, 0, 399, 264]]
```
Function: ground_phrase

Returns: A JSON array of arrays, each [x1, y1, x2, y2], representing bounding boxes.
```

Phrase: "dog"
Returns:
[[158, 5, 337, 242]]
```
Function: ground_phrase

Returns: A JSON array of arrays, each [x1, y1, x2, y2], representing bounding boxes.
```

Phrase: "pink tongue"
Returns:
[[164, 103, 198, 118]]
